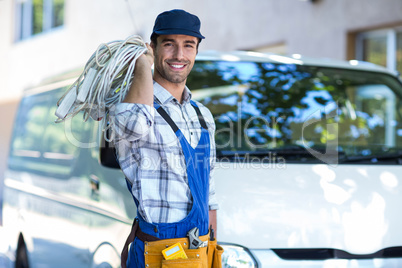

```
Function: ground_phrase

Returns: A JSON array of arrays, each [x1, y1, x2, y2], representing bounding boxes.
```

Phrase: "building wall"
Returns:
[[1, 0, 402, 101]]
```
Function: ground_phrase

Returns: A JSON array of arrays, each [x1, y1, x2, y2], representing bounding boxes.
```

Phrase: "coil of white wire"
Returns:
[[54, 35, 148, 142], [55, 35, 148, 123]]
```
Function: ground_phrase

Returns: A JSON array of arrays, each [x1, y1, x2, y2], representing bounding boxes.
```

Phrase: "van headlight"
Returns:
[[221, 244, 258, 268]]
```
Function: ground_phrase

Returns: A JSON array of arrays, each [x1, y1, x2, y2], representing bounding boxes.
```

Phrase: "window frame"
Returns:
[[356, 27, 402, 74], [14, 0, 64, 41]]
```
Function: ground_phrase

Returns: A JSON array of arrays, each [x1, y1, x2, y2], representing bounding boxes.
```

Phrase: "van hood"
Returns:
[[215, 163, 402, 255]]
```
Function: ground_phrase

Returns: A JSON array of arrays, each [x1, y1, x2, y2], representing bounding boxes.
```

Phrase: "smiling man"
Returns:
[[113, 9, 219, 268]]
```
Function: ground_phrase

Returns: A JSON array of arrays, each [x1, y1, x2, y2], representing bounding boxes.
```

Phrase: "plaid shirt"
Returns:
[[112, 82, 218, 224]]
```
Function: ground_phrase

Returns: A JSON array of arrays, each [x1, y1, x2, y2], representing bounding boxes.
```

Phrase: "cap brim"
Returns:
[[154, 28, 205, 39]]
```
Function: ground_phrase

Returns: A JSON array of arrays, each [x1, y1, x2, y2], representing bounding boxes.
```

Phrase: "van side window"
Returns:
[[9, 88, 93, 176], [10, 93, 50, 172]]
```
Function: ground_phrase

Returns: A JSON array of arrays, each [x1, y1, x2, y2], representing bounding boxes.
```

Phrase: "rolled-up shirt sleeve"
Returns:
[[112, 103, 154, 142]]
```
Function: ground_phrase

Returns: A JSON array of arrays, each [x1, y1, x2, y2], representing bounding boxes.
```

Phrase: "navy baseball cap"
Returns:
[[152, 9, 205, 39]]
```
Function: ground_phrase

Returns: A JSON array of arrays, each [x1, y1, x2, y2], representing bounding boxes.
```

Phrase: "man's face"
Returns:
[[152, 34, 198, 86]]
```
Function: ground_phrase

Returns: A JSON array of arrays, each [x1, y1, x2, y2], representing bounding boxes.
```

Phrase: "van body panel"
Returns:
[[3, 173, 92, 267]]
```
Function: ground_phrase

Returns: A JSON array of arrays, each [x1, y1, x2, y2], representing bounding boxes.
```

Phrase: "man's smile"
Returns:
[[167, 61, 188, 70]]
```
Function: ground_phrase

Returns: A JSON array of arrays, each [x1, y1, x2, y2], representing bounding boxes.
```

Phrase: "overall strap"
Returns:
[[154, 102, 179, 133], [190, 100, 208, 130]]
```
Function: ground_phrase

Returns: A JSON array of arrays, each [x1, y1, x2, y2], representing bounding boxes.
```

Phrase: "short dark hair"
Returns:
[[150, 33, 201, 50]]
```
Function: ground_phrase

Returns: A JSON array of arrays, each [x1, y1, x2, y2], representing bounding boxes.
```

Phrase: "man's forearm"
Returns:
[[123, 46, 154, 106], [209, 209, 217, 239]]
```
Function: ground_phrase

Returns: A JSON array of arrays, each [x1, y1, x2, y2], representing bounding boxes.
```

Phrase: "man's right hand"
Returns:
[[135, 43, 154, 70], [122, 43, 154, 106]]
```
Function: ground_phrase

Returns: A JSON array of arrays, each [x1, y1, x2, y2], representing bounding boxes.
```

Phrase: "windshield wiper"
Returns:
[[217, 145, 341, 163], [218, 146, 402, 164], [218, 147, 311, 157], [340, 152, 402, 164]]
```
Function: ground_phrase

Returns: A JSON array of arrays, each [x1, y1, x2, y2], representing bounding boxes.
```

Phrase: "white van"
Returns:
[[2, 51, 402, 267]]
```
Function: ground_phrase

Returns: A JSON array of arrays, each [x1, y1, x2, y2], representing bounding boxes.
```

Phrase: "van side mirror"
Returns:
[[99, 129, 120, 169]]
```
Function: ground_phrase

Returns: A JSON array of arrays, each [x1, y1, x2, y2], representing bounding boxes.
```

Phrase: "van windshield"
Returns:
[[187, 60, 402, 164]]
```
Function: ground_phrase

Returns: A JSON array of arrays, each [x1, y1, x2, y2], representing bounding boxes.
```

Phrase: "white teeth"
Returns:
[[171, 64, 184, 68]]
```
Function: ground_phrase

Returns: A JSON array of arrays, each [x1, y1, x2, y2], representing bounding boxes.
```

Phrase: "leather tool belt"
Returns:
[[121, 219, 223, 268]]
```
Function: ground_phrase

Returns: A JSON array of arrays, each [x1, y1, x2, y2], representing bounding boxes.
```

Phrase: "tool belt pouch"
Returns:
[[144, 233, 224, 268], [207, 239, 224, 268], [144, 235, 207, 268]]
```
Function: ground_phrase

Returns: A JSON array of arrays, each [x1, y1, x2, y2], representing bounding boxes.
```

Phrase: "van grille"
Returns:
[[272, 247, 402, 260]]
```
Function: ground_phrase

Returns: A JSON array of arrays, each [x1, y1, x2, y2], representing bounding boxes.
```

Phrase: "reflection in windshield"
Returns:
[[187, 61, 402, 162]]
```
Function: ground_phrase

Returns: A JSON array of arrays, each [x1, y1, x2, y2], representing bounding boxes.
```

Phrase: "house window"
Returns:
[[15, 0, 64, 41], [356, 27, 402, 76]]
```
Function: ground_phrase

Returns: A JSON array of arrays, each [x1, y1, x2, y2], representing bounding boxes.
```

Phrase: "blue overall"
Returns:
[[127, 100, 211, 268]]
